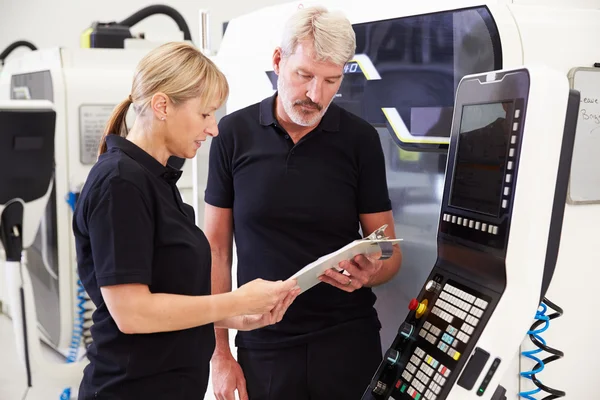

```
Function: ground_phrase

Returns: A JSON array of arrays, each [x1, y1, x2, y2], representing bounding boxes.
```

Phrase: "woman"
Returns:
[[72, 42, 300, 399]]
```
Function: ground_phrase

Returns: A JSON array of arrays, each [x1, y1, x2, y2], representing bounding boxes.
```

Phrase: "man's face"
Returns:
[[274, 40, 344, 127]]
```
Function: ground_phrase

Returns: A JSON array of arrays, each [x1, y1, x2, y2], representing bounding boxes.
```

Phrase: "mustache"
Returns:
[[294, 99, 322, 111]]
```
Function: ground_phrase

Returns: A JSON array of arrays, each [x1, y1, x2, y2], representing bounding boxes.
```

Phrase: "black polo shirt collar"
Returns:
[[105, 134, 182, 184], [259, 92, 340, 132]]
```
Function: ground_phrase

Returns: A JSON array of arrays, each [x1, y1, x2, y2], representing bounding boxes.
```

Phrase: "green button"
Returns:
[[401, 384, 407, 393], [415, 393, 421, 400]]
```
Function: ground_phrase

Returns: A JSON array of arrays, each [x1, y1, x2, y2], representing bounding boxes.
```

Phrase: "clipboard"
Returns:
[[289, 224, 403, 293]]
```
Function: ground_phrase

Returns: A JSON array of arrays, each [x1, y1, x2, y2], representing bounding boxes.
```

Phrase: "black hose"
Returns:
[[0, 41, 38, 64], [527, 297, 566, 399], [118, 5, 192, 41]]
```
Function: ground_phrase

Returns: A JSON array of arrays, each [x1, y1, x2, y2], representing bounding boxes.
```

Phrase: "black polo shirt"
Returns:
[[73, 135, 215, 399], [205, 93, 392, 350]]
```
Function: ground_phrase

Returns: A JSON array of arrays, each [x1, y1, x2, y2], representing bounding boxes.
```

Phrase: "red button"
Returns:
[[409, 298, 419, 311]]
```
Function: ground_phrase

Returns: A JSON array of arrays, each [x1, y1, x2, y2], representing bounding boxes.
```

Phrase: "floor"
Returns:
[[0, 312, 236, 400], [0, 313, 66, 400]]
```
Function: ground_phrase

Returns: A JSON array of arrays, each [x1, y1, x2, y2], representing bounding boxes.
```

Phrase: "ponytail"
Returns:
[[98, 95, 133, 156]]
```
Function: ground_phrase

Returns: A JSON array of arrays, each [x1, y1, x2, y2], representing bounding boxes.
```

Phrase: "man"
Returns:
[[204, 6, 402, 400]]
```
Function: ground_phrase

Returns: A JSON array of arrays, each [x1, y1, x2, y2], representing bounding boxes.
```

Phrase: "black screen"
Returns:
[[0, 109, 56, 204], [449, 102, 513, 216]]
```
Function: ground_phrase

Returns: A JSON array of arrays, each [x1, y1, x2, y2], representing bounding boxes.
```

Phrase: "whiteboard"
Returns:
[[567, 67, 600, 204]]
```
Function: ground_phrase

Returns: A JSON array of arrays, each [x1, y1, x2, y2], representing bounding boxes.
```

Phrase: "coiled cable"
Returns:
[[519, 297, 565, 400], [60, 191, 94, 400]]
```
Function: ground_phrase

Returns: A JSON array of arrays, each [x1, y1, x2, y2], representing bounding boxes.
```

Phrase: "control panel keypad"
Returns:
[[395, 281, 490, 399], [398, 346, 453, 400]]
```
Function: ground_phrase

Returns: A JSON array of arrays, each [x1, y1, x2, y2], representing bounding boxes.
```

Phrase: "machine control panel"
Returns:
[[399, 280, 491, 399], [373, 273, 493, 400]]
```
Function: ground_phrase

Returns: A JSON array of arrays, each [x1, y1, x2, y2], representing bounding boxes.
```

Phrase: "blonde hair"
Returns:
[[280, 6, 356, 66], [98, 41, 229, 155]]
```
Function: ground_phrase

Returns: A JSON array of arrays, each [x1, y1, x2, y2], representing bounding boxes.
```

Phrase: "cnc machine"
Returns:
[[361, 66, 578, 400], [218, 1, 600, 398], [0, 6, 215, 359]]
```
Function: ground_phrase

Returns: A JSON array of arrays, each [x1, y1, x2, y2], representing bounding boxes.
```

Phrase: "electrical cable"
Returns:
[[519, 297, 565, 400], [118, 5, 192, 41], [0, 41, 37, 65]]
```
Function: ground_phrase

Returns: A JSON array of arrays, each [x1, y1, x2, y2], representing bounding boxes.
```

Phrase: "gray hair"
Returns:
[[280, 5, 356, 66]]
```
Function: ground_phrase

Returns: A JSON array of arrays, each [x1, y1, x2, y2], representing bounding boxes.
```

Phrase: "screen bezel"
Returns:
[[438, 68, 531, 254]]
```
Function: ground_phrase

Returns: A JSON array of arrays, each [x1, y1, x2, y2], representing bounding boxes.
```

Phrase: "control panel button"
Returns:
[[372, 380, 387, 395], [425, 280, 442, 293], [409, 299, 419, 311], [416, 301, 428, 318], [399, 322, 415, 339], [385, 348, 401, 366]]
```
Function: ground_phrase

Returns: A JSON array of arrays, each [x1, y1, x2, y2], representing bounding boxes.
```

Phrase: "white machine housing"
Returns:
[[216, 1, 600, 398], [0, 100, 87, 398]]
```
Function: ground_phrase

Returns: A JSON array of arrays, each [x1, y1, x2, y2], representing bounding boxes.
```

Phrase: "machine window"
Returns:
[[335, 7, 502, 151], [334, 7, 503, 349]]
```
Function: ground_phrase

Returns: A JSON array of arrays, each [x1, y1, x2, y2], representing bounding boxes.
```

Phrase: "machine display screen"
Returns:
[[449, 101, 513, 216]]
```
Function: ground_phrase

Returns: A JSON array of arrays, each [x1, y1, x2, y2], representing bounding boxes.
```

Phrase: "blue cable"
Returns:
[[519, 303, 550, 399], [60, 192, 87, 400]]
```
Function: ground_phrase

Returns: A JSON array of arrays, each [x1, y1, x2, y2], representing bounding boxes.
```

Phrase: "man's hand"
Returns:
[[318, 253, 384, 292], [212, 352, 248, 400], [240, 286, 300, 331]]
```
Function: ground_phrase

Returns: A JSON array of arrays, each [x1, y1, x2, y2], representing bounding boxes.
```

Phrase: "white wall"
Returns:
[[0, 0, 287, 60]]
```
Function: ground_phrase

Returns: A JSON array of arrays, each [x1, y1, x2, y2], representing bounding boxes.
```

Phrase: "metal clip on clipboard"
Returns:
[[365, 224, 395, 260]]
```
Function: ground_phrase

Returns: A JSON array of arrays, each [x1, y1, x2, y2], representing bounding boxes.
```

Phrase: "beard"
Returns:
[[277, 76, 334, 127]]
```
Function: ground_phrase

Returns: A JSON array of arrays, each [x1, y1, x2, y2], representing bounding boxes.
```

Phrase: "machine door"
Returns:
[[335, 7, 503, 349], [10, 71, 62, 345]]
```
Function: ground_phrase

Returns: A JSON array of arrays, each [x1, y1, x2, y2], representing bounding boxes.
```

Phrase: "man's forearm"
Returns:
[[212, 252, 235, 355], [366, 245, 402, 287]]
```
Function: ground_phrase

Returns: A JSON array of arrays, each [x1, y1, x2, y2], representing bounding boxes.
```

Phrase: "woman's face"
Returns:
[[163, 96, 220, 159]]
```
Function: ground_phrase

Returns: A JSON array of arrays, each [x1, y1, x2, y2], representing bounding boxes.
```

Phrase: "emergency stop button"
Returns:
[[409, 298, 419, 311], [409, 298, 428, 318]]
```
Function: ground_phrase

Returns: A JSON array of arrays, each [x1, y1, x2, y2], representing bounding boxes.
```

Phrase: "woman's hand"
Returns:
[[235, 278, 299, 315], [239, 286, 301, 331]]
